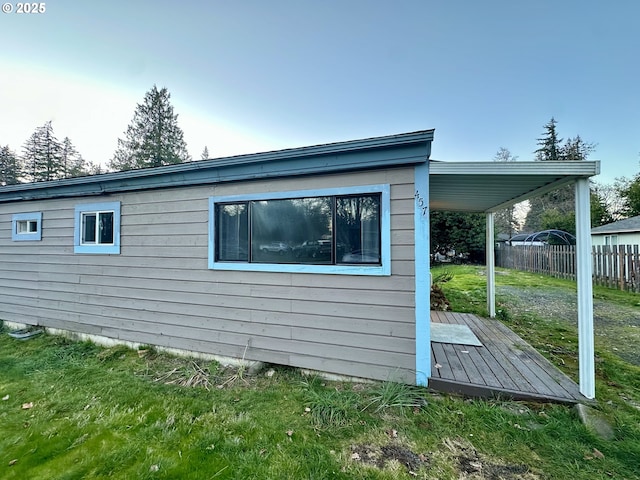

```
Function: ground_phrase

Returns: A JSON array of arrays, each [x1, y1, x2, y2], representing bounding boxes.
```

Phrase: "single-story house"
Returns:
[[0, 131, 600, 397], [591, 215, 640, 247]]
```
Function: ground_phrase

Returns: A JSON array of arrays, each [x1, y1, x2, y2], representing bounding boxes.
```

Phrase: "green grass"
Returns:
[[434, 264, 640, 475], [2, 270, 640, 479]]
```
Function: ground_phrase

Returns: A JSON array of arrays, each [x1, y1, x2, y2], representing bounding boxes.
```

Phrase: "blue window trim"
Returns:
[[74, 201, 121, 254], [209, 184, 391, 276], [11, 212, 42, 241]]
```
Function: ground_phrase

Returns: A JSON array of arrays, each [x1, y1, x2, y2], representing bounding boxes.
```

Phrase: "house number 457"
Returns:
[[415, 191, 428, 216]]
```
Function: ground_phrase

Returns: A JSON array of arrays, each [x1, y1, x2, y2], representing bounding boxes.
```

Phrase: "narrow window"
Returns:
[[215, 203, 249, 261], [336, 194, 381, 264], [11, 212, 42, 241]]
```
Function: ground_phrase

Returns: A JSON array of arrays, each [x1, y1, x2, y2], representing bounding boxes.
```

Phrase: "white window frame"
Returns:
[[74, 202, 121, 254], [11, 212, 42, 241], [604, 235, 618, 246]]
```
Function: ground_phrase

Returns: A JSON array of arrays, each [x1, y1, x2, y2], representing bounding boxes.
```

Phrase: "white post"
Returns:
[[486, 212, 496, 318], [575, 178, 595, 399]]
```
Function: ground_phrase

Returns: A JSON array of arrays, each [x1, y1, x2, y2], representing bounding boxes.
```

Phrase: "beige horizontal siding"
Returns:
[[0, 167, 418, 382]]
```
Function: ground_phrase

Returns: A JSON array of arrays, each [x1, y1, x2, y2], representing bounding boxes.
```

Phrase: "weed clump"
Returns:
[[431, 269, 454, 310], [362, 381, 423, 414], [301, 376, 359, 427]]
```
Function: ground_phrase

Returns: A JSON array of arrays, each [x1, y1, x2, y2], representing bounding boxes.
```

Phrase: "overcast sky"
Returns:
[[1, 1, 638, 183]]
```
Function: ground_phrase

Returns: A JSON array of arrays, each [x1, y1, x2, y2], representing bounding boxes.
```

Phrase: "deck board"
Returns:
[[429, 311, 588, 404]]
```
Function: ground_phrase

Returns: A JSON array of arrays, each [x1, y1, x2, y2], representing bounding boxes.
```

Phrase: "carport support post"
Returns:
[[575, 178, 595, 399], [486, 212, 496, 318]]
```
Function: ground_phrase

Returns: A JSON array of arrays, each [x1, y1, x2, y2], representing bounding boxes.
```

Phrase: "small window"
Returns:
[[604, 235, 618, 246], [81, 211, 114, 245], [74, 202, 120, 254], [12, 212, 42, 241], [209, 185, 390, 275]]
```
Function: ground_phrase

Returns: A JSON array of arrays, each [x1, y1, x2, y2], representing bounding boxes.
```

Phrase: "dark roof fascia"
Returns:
[[591, 215, 640, 235], [0, 130, 434, 203]]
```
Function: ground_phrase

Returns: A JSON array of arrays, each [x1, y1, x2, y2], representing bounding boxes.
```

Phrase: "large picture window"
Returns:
[[209, 185, 390, 275], [74, 202, 121, 254]]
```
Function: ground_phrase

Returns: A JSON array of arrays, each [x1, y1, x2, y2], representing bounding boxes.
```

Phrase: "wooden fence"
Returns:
[[495, 244, 640, 293]]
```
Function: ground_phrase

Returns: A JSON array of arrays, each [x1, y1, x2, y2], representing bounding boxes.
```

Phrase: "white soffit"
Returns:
[[429, 161, 600, 213]]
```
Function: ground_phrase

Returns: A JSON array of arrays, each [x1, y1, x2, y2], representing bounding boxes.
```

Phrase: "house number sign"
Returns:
[[415, 190, 428, 216]]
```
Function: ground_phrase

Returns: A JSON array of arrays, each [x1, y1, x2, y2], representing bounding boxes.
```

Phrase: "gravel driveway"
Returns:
[[497, 285, 640, 366]]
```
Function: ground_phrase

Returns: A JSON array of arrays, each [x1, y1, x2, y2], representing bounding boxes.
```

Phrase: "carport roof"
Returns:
[[429, 160, 601, 213]]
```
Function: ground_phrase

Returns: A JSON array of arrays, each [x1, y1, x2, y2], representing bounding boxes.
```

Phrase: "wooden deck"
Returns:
[[429, 311, 589, 404]]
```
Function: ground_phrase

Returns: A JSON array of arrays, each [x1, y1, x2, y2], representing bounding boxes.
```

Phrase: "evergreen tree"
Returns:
[[590, 182, 614, 227], [60, 137, 88, 178], [534, 117, 562, 161], [492, 148, 519, 238], [525, 119, 597, 231], [0, 145, 21, 186], [616, 169, 640, 217], [430, 211, 486, 262], [22, 121, 64, 182], [562, 135, 596, 162], [84, 161, 105, 176], [201, 146, 210, 160], [109, 85, 191, 171]]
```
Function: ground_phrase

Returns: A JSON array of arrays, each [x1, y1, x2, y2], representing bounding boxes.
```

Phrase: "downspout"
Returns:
[[575, 178, 595, 399]]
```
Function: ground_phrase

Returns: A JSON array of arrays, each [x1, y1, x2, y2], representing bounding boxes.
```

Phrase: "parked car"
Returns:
[[259, 241, 290, 254], [293, 239, 331, 259]]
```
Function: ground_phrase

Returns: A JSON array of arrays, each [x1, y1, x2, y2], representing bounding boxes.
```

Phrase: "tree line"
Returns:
[[432, 117, 640, 258], [0, 85, 211, 187], [3, 89, 639, 254], [1, 121, 101, 185]]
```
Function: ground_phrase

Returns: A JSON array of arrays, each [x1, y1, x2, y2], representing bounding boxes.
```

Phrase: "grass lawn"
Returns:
[[1, 266, 639, 479]]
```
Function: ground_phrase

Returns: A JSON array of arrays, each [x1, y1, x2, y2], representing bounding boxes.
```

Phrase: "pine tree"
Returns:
[[492, 148, 520, 238], [201, 146, 210, 160], [109, 85, 191, 171], [561, 135, 596, 162], [22, 121, 64, 182], [0, 145, 21, 186], [534, 117, 562, 161], [60, 137, 92, 178], [525, 119, 597, 232]]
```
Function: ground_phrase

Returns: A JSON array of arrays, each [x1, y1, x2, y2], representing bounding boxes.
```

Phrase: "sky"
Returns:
[[1, 0, 638, 184]]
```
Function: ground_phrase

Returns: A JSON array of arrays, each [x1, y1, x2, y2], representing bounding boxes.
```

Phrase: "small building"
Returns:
[[0, 131, 600, 397], [591, 215, 640, 247]]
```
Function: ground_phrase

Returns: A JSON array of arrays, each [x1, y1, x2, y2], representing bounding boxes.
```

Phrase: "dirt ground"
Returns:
[[498, 285, 640, 367], [350, 437, 538, 479]]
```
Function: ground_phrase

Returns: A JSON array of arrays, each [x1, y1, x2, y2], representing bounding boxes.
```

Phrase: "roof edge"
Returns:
[[0, 130, 434, 202]]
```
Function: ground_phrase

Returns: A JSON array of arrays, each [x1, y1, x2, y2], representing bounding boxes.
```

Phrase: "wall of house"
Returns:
[[0, 167, 417, 382], [591, 232, 640, 247]]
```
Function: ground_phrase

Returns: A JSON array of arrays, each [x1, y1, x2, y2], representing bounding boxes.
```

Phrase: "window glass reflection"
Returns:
[[251, 197, 332, 264], [336, 195, 381, 264], [213, 193, 381, 266], [99, 212, 114, 244], [82, 213, 97, 243], [216, 203, 249, 261]]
